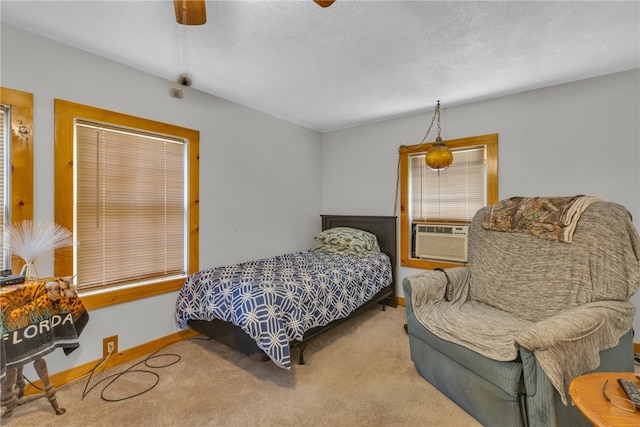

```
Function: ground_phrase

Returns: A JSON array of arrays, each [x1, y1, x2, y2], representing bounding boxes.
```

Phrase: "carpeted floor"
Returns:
[[2, 306, 481, 426]]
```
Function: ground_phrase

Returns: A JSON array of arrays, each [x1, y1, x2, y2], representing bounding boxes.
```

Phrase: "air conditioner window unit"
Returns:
[[415, 224, 469, 263]]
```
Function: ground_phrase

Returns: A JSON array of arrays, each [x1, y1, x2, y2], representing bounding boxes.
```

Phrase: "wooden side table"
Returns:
[[569, 372, 640, 426], [1, 358, 64, 416], [0, 279, 89, 418]]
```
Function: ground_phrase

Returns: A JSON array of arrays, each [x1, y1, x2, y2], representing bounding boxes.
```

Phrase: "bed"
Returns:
[[175, 215, 397, 369]]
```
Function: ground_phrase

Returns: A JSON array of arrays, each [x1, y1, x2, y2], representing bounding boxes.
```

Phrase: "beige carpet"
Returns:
[[3, 306, 481, 426]]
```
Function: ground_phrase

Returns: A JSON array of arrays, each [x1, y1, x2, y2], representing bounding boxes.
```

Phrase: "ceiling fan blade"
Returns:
[[313, 0, 336, 7], [174, 0, 207, 25]]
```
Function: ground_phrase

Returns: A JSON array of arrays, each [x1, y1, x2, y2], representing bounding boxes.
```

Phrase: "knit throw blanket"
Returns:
[[411, 200, 640, 405], [481, 195, 601, 243]]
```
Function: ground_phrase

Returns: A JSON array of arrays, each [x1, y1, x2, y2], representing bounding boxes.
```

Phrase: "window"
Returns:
[[54, 99, 199, 309], [1, 105, 6, 268], [399, 133, 498, 269], [410, 147, 486, 222], [0, 88, 34, 273]]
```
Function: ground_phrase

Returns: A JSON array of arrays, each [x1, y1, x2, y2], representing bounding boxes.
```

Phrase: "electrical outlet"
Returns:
[[103, 335, 118, 357]]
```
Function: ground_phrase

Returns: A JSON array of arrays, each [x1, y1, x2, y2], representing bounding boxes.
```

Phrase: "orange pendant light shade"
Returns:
[[419, 100, 452, 171], [425, 136, 453, 171]]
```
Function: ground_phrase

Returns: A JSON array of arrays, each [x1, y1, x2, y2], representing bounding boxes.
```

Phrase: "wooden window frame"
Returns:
[[54, 99, 199, 310], [0, 87, 34, 273], [399, 133, 498, 270]]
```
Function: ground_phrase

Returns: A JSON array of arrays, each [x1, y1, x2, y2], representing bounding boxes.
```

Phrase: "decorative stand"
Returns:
[[1, 278, 88, 418], [0, 359, 66, 418]]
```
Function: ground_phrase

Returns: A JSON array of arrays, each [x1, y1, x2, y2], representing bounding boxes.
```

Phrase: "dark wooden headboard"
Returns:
[[320, 215, 397, 307]]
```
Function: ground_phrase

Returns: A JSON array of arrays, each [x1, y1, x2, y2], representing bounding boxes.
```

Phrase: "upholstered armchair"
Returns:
[[404, 197, 640, 427]]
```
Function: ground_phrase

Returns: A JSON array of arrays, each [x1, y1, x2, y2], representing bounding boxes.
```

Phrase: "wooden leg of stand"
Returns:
[[33, 358, 66, 415], [0, 367, 18, 418], [15, 366, 25, 399]]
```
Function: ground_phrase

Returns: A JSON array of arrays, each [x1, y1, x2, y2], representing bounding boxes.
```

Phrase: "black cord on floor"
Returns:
[[81, 340, 182, 403], [22, 336, 208, 403], [21, 351, 113, 393]]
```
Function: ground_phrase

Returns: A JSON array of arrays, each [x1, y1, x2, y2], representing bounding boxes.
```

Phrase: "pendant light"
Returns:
[[421, 101, 453, 171]]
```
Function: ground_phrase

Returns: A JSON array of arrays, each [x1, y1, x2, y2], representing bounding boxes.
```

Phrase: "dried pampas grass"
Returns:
[[4, 220, 73, 266]]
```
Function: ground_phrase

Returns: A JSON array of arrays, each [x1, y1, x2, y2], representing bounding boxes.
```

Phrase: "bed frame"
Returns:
[[188, 214, 397, 365]]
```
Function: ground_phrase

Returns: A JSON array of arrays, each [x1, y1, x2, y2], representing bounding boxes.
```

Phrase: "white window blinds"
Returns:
[[75, 122, 186, 290], [410, 146, 486, 222]]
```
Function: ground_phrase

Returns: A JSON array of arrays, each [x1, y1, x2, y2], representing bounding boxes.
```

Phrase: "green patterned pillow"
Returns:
[[313, 227, 380, 255], [314, 244, 379, 256]]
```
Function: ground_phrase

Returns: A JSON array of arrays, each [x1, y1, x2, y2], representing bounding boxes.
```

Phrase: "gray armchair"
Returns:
[[404, 198, 640, 427]]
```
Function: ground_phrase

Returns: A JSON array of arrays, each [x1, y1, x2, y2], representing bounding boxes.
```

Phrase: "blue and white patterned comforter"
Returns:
[[174, 250, 392, 369]]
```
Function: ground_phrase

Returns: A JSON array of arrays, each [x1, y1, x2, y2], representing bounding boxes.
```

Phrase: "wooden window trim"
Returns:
[[54, 99, 200, 310], [399, 133, 498, 270], [0, 87, 34, 273]]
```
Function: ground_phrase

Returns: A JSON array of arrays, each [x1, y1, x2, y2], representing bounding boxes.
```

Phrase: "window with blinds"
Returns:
[[0, 106, 7, 269], [399, 133, 498, 269], [410, 146, 486, 223], [1, 88, 34, 274], [75, 121, 186, 290]]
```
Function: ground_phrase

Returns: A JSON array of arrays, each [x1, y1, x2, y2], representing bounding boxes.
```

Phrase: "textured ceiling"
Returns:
[[1, 0, 639, 132]]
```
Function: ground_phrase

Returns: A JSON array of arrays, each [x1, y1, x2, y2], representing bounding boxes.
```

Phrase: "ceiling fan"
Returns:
[[174, 0, 207, 26], [170, 0, 335, 97], [174, 0, 335, 25], [313, 1, 336, 7]]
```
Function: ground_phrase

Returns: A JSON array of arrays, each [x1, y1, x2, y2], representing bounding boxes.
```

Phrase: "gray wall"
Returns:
[[3, 21, 640, 377], [322, 68, 640, 330], [1, 24, 322, 375]]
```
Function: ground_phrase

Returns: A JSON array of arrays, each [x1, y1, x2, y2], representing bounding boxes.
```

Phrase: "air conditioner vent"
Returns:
[[415, 224, 469, 263]]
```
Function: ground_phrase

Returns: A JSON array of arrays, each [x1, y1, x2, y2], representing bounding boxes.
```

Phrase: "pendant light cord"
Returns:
[[394, 101, 442, 217], [419, 101, 440, 144], [394, 146, 403, 217]]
